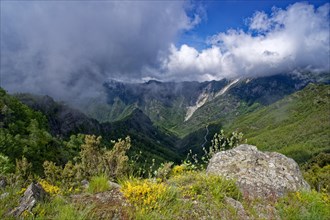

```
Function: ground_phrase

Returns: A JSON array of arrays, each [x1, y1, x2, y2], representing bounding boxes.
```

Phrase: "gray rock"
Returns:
[[0, 192, 9, 200], [224, 197, 249, 220], [81, 179, 89, 189], [108, 181, 121, 189], [206, 144, 310, 199], [9, 182, 47, 217], [0, 178, 7, 188]]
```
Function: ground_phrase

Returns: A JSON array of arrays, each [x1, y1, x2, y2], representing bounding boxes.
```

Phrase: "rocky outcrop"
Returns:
[[9, 182, 47, 217], [206, 144, 310, 199]]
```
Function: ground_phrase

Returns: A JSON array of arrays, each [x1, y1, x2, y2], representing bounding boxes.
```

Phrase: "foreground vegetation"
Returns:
[[1, 153, 329, 219], [0, 130, 329, 219]]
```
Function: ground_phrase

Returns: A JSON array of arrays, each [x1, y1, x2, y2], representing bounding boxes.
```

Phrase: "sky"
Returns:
[[1, 0, 329, 100]]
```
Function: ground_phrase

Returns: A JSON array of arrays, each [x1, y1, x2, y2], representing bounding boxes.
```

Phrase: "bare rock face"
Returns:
[[9, 182, 47, 217], [206, 144, 310, 199]]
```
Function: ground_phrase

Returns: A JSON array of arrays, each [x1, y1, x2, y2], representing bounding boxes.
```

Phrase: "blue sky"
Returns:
[[180, 0, 330, 49], [1, 0, 329, 99]]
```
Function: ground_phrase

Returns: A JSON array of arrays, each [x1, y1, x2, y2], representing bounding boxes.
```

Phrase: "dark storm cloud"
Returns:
[[1, 1, 198, 99]]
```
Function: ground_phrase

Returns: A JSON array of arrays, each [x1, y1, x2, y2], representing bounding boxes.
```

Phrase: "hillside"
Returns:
[[16, 93, 181, 163], [2, 90, 181, 169], [225, 83, 330, 163]]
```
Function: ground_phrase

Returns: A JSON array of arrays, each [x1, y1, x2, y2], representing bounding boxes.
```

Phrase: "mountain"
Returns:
[[4, 72, 329, 167], [14, 93, 181, 164], [82, 73, 320, 137], [15, 94, 101, 137], [225, 83, 330, 163]]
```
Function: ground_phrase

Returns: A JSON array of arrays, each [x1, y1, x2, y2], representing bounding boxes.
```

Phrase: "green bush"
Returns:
[[0, 153, 14, 174], [276, 190, 330, 220], [87, 175, 110, 194]]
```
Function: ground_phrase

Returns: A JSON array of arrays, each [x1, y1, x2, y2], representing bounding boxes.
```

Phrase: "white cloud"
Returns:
[[159, 2, 330, 81]]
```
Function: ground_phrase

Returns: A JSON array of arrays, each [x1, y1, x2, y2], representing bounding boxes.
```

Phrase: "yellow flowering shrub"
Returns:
[[172, 165, 185, 175], [39, 179, 61, 196], [121, 179, 176, 213]]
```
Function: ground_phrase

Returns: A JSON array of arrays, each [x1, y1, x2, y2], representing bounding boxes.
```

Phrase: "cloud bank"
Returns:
[[1, 1, 199, 99], [1, 1, 329, 100], [159, 2, 330, 81]]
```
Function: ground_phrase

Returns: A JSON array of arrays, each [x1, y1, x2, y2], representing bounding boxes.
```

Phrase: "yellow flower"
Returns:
[[38, 179, 61, 196], [121, 179, 170, 213]]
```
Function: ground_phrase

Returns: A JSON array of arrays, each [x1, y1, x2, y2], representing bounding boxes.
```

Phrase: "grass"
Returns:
[[276, 190, 330, 220], [87, 175, 110, 194], [31, 196, 93, 220], [0, 185, 21, 219]]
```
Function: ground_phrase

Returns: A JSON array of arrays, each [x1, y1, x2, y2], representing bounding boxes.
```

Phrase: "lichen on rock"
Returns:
[[206, 144, 310, 199]]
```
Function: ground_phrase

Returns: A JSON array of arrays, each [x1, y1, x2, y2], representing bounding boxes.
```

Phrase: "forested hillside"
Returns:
[[226, 84, 330, 163]]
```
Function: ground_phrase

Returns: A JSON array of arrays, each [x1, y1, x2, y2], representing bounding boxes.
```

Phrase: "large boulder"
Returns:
[[206, 144, 310, 199]]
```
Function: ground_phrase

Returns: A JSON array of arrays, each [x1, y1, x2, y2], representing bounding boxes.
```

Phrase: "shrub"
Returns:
[[43, 161, 62, 185], [15, 156, 33, 182], [0, 153, 14, 174], [38, 179, 61, 196], [87, 175, 110, 194], [78, 135, 131, 179], [103, 136, 131, 179], [42, 135, 131, 194], [121, 178, 177, 214], [154, 162, 173, 181], [171, 164, 186, 176], [207, 129, 244, 158]]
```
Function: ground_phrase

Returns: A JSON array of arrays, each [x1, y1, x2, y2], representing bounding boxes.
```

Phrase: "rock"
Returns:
[[81, 179, 89, 189], [206, 144, 310, 199], [0, 177, 7, 188], [108, 181, 121, 189], [224, 197, 249, 220], [0, 192, 9, 200], [9, 182, 48, 217]]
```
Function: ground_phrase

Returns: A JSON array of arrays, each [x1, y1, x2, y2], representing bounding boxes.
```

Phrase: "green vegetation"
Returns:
[[226, 84, 330, 163], [120, 172, 242, 219], [30, 196, 93, 220], [0, 154, 14, 174], [302, 152, 330, 193], [0, 88, 62, 174], [1, 83, 329, 219], [276, 190, 330, 220], [87, 175, 110, 193]]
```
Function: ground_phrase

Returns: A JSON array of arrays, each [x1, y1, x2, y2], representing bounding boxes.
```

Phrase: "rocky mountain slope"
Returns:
[[82, 73, 322, 137]]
